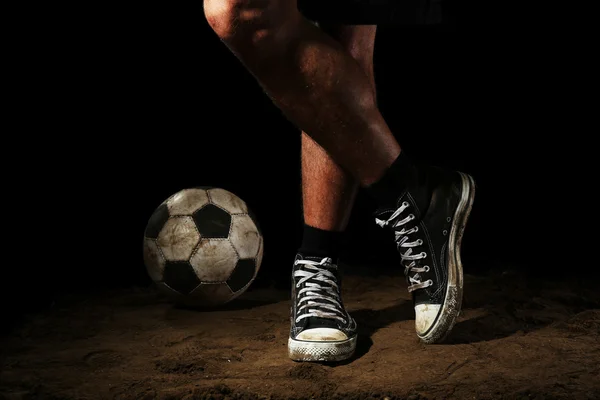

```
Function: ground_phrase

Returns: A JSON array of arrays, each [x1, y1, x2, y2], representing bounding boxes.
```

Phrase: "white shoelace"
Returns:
[[375, 201, 433, 292], [293, 257, 346, 324]]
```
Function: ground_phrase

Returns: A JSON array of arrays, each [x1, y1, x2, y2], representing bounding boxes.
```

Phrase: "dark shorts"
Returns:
[[297, 0, 443, 25]]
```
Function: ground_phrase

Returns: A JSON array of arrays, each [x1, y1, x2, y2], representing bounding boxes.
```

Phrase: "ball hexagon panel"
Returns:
[[226, 258, 257, 292], [166, 188, 209, 215], [192, 204, 231, 238], [163, 261, 201, 295], [208, 188, 248, 214], [143, 238, 166, 282], [189, 239, 238, 282], [145, 203, 170, 239], [229, 214, 261, 259], [190, 282, 234, 305], [156, 216, 200, 261]]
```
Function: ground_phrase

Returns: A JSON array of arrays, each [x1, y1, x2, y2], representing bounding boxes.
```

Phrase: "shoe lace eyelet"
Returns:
[[427, 279, 433, 286], [421, 252, 427, 258], [443, 230, 448, 235], [446, 217, 451, 222], [403, 201, 409, 207], [414, 226, 419, 232], [410, 214, 415, 220], [424, 266, 430, 272], [417, 239, 423, 245]]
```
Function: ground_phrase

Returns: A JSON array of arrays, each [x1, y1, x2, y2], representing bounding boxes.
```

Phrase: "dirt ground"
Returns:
[[1, 265, 599, 400]]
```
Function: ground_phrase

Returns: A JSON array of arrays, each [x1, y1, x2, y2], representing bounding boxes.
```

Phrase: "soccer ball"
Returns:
[[142, 187, 263, 306]]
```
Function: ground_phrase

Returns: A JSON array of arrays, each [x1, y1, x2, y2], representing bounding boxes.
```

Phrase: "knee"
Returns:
[[203, 0, 239, 40], [320, 24, 376, 69], [203, 0, 283, 47]]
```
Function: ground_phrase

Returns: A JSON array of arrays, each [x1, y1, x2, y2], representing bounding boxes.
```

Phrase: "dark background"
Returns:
[[6, 1, 582, 327]]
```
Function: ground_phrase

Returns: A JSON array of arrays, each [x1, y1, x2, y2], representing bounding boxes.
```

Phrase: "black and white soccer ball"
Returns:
[[143, 187, 263, 306]]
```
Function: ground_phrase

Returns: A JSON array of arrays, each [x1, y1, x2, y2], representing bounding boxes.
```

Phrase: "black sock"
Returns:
[[365, 151, 417, 211], [299, 224, 344, 260]]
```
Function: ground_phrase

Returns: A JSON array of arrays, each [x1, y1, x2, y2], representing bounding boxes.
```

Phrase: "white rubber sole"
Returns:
[[288, 336, 357, 362], [417, 172, 476, 344]]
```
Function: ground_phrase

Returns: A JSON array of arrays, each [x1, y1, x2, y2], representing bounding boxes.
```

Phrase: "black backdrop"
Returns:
[[6, 2, 582, 325]]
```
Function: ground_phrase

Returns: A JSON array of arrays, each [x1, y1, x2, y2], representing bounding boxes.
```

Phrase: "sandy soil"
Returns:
[[1, 266, 599, 400]]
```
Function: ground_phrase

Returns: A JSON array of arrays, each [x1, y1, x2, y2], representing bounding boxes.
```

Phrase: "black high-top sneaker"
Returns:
[[288, 254, 357, 362], [374, 166, 475, 344]]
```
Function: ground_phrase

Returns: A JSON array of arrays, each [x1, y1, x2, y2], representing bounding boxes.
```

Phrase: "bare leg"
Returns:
[[204, 0, 400, 186], [301, 24, 377, 231]]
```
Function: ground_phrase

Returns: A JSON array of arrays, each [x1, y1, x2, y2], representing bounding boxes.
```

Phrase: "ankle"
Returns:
[[365, 151, 418, 211], [298, 224, 344, 260]]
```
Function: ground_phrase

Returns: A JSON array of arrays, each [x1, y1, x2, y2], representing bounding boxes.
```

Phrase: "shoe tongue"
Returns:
[[373, 192, 409, 218], [294, 255, 343, 330], [307, 255, 334, 264], [294, 254, 340, 290], [295, 254, 338, 269]]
